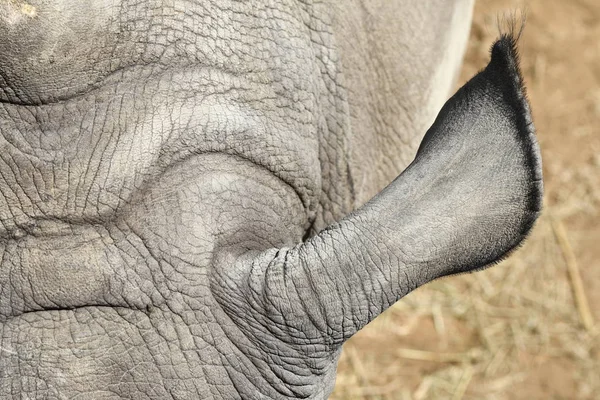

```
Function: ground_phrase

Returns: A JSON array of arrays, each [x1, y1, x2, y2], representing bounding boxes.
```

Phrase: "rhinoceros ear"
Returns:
[[214, 34, 543, 350], [405, 33, 543, 276]]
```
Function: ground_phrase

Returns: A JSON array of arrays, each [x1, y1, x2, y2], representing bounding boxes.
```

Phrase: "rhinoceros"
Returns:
[[0, 0, 541, 398]]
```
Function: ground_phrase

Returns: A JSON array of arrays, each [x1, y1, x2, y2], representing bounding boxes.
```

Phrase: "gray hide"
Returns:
[[0, 1, 542, 399]]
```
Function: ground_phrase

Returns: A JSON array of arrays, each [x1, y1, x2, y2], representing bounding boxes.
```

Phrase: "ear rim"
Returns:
[[488, 32, 543, 256]]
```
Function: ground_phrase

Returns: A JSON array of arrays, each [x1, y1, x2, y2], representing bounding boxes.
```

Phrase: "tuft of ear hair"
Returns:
[[496, 9, 527, 41]]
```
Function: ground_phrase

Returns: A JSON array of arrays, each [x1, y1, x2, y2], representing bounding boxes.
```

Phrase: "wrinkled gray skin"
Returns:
[[0, 1, 543, 399]]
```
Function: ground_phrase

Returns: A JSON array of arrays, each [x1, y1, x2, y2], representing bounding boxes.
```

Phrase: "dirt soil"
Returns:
[[331, 0, 600, 399]]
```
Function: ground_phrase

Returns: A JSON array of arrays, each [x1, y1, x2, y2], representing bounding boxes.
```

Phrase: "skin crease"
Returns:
[[0, 1, 543, 399]]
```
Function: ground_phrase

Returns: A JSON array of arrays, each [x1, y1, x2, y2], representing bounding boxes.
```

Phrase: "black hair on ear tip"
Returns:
[[496, 10, 527, 41], [489, 10, 527, 86]]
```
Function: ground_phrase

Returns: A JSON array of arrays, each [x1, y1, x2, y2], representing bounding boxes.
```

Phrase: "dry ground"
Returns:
[[331, 0, 600, 399]]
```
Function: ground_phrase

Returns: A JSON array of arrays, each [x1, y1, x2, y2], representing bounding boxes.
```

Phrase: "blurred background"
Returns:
[[331, 0, 599, 399]]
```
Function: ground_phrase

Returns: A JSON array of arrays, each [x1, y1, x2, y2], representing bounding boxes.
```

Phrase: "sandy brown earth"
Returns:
[[331, 0, 600, 399]]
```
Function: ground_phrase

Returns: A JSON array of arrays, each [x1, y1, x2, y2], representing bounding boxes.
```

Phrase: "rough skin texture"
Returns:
[[0, 1, 542, 399]]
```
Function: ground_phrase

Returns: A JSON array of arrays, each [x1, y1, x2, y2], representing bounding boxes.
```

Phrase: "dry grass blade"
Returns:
[[551, 216, 595, 331], [345, 346, 372, 394], [451, 366, 474, 400], [396, 348, 469, 364], [414, 377, 433, 400]]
